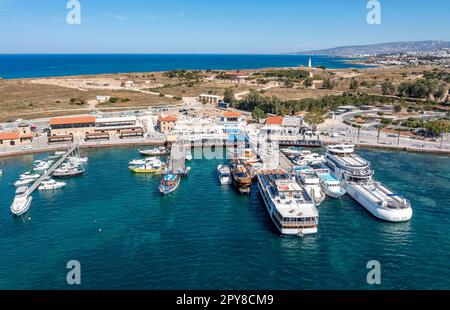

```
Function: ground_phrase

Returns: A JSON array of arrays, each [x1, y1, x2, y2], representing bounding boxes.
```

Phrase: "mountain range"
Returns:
[[288, 41, 450, 56]]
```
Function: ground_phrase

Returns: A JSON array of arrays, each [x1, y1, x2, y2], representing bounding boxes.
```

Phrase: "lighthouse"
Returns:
[[308, 57, 312, 68]]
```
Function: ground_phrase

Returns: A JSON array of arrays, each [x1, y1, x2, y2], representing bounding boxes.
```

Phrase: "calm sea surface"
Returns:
[[0, 147, 449, 289], [0, 54, 366, 79]]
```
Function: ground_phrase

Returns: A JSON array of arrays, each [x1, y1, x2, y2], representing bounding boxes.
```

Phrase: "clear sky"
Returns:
[[0, 0, 449, 54]]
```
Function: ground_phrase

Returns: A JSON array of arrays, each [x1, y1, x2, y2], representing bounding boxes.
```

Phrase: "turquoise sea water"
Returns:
[[0, 147, 449, 290], [0, 54, 366, 79]]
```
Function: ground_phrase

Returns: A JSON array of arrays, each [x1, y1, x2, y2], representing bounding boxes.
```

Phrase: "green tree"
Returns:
[[283, 79, 294, 88], [303, 78, 313, 88], [223, 88, 236, 104], [322, 78, 334, 90], [381, 81, 396, 95], [251, 107, 266, 122], [304, 110, 325, 131], [350, 79, 359, 91]]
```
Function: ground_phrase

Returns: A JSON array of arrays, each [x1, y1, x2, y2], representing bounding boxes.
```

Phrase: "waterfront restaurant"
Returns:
[[48, 116, 96, 143]]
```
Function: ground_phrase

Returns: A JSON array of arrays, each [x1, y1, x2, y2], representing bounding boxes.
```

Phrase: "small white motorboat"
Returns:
[[38, 179, 66, 191], [14, 178, 35, 187], [19, 172, 41, 180], [68, 156, 88, 164], [33, 160, 52, 172], [11, 187, 33, 216], [217, 164, 231, 185], [139, 147, 168, 156]]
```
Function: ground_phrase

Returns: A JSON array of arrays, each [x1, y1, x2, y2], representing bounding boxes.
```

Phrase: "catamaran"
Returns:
[[257, 172, 319, 236], [325, 144, 412, 222]]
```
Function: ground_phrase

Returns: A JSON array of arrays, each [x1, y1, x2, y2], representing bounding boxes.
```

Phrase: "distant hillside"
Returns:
[[289, 41, 450, 56]]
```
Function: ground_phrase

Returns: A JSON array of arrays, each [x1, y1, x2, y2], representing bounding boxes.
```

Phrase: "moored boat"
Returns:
[[11, 187, 33, 216], [159, 173, 181, 195], [139, 147, 168, 156], [230, 160, 253, 194], [257, 172, 319, 236], [38, 179, 66, 191], [53, 163, 85, 178], [217, 164, 231, 185], [129, 158, 165, 174]]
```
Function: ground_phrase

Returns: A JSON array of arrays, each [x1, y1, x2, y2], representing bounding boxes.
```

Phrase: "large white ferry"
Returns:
[[325, 144, 412, 222], [257, 173, 319, 236]]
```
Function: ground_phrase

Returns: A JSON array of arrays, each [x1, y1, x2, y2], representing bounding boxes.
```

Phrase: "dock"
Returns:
[[23, 145, 78, 199], [166, 142, 190, 175]]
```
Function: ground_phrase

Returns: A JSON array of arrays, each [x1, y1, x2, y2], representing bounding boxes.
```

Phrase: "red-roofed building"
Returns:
[[220, 111, 246, 132], [0, 130, 33, 147], [157, 115, 178, 134], [266, 116, 284, 126], [49, 116, 96, 142]]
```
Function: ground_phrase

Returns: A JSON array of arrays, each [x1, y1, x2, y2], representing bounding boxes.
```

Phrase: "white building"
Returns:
[[96, 96, 111, 103]]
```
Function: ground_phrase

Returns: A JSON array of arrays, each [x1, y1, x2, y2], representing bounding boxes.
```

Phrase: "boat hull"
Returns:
[[159, 175, 181, 195], [345, 182, 413, 222], [11, 196, 33, 216], [129, 167, 163, 174], [257, 177, 317, 236]]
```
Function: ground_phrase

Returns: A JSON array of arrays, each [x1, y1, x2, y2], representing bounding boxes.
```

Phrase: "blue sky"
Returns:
[[0, 0, 449, 54]]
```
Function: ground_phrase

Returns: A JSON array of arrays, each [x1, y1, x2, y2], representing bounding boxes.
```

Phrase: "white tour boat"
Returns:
[[257, 173, 319, 236], [296, 168, 326, 206], [325, 144, 412, 222]]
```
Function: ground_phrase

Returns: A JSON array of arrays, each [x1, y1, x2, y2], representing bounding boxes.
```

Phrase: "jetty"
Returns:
[[14, 145, 78, 209], [166, 142, 190, 175]]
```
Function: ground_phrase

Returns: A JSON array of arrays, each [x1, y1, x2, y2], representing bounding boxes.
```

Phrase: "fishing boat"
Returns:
[[230, 160, 253, 194], [139, 147, 168, 156], [129, 158, 165, 174], [10, 187, 33, 216], [159, 173, 181, 195], [38, 179, 66, 191], [53, 163, 85, 178], [217, 164, 231, 185]]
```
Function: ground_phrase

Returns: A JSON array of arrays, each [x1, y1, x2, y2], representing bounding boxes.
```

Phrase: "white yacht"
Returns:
[[325, 144, 412, 222], [257, 173, 319, 236], [11, 187, 33, 216], [309, 164, 346, 199], [38, 179, 66, 191], [68, 156, 88, 164], [292, 150, 324, 166], [296, 168, 326, 206], [217, 164, 231, 185], [33, 160, 52, 172], [14, 178, 35, 187], [19, 172, 41, 180]]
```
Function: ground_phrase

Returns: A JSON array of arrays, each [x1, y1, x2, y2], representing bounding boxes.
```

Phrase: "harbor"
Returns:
[[0, 145, 449, 289]]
